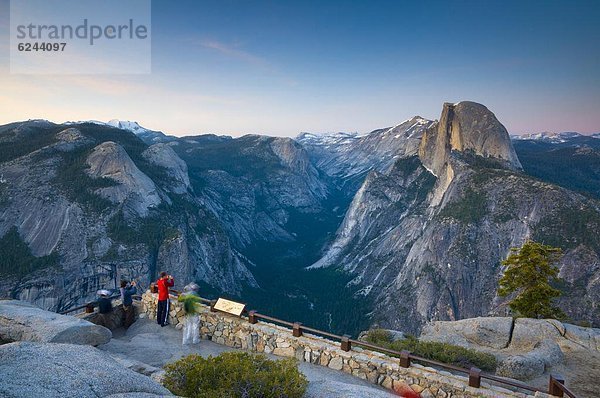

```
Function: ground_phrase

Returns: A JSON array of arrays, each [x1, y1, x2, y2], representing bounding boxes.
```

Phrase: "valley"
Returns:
[[0, 102, 599, 336]]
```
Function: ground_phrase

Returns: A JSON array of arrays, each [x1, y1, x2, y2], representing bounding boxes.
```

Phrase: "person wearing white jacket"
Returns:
[[178, 283, 201, 345]]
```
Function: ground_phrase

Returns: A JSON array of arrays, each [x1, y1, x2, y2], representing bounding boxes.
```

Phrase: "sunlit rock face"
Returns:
[[86, 141, 161, 217], [309, 102, 600, 333], [418, 101, 522, 206], [0, 103, 599, 334], [419, 101, 522, 177]]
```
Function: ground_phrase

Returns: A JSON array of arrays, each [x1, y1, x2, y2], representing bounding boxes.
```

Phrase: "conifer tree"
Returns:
[[498, 240, 565, 319]]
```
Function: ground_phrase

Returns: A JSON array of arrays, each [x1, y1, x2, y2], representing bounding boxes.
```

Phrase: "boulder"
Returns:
[[497, 354, 545, 381], [497, 339, 564, 380], [79, 301, 140, 331], [528, 339, 564, 368], [563, 323, 600, 351], [420, 317, 513, 349], [418, 317, 590, 381], [0, 300, 111, 345], [510, 318, 564, 350], [0, 342, 173, 398]]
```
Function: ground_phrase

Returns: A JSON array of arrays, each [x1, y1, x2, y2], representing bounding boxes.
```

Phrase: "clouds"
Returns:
[[189, 37, 298, 87], [0, 1, 598, 136], [198, 38, 272, 71]]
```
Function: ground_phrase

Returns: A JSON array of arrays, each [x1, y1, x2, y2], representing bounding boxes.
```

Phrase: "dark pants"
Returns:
[[157, 299, 170, 326], [96, 313, 111, 329], [122, 304, 135, 328]]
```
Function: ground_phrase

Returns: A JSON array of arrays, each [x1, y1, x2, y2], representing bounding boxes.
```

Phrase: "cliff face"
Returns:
[[310, 102, 600, 333], [419, 102, 522, 176], [142, 143, 191, 194], [1, 104, 599, 333], [418, 102, 522, 206], [0, 122, 257, 311], [86, 141, 162, 217], [297, 117, 436, 196], [171, 134, 331, 249], [0, 122, 340, 315]]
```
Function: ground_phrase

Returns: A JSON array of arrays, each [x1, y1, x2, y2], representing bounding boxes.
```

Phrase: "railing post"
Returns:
[[248, 310, 258, 324], [210, 300, 217, 312], [548, 374, 565, 397], [85, 303, 95, 313], [293, 322, 303, 337], [469, 367, 482, 388], [341, 335, 351, 352], [399, 350, 411, 368]]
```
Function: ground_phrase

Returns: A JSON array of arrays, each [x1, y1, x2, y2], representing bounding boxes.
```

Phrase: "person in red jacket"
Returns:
[[156, 271, 174, 327]]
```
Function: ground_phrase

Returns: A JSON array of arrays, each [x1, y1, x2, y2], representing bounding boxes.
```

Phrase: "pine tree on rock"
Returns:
[[498, 240, 565, 319]]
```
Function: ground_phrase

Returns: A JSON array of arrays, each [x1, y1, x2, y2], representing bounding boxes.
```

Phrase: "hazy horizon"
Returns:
[[1, 0, 599, 137], [3, 114, 599, 139]]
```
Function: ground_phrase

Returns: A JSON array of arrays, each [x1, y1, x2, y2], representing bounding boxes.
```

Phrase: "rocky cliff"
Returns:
[[309, 102, 600, 333], [0, 122, 344, 322], [418, 102, 522, 206], [0, 122, 257, 311], [86, 141, 162, 217], [1, 105, 599, 335], [419, 102, 522, 176], [297, 116, 436, 196]]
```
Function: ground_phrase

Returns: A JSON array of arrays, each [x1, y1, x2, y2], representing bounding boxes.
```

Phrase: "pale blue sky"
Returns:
[[1, 0, 599, 136]]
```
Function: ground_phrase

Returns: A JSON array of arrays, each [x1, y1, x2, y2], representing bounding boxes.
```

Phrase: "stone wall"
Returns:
[[77, 299, 141, 331], [141, 291, 553, 398]]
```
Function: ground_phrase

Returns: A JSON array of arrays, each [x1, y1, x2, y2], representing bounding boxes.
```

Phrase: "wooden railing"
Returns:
[[59, 293, 142, 315], [59, 291, 577, 397], [219, 304, 576, 397], [549, 375, 577, 398]]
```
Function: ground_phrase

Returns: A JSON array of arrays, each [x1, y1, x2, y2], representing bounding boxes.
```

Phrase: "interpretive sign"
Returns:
[[213, 298, 246, 317]]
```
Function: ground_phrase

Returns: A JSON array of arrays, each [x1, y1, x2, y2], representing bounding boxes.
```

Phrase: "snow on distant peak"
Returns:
[[296, 131, 361, 146], [512, 131, 583, 143], [63, 120, 107, 126], [63, 119, 149, 132], [106, 120, 174, 144], [107, 120, 148, 133], [381, 116, 434, 139], [61, 119, 174, 144], [297, 117, 434, 146]]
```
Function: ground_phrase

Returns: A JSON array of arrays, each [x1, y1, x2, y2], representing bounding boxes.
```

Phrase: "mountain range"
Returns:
[[1, 101, 598, 334]]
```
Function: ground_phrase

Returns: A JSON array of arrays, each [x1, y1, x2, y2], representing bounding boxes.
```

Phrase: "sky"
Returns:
[[1, 0, 599, 137]]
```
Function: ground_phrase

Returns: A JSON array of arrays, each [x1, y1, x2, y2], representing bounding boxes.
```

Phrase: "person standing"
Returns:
[[178, 283, 201, 345], [156, 272, 174, 327], [120, 280, 137, 328]]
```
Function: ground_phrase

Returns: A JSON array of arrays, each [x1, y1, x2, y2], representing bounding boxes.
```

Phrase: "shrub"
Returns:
[[365, 329, 497, 372], [365, 328, 393, 342], [163, 352, 308, 398]]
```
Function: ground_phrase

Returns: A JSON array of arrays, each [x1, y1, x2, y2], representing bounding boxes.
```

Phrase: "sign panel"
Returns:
[[213, 298, 246, 317]]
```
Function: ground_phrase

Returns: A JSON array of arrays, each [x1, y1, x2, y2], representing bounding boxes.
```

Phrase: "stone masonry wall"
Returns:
[[141, 291, 553, 398], [78, 299, 141, 330]]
